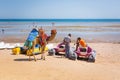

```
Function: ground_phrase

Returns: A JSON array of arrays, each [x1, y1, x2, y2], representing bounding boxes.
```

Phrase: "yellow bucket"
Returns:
[[12, 47, 21, 55]]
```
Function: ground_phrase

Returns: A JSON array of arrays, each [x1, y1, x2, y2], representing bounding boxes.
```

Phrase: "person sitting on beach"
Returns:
[[63, 33, 72, 58], [75, 37, 87, 51]]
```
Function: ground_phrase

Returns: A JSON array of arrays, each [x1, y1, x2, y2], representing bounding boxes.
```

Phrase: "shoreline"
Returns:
[[0, 25, 120, 43], [1, 35, 120, 43], [0, 34, 120, 43]]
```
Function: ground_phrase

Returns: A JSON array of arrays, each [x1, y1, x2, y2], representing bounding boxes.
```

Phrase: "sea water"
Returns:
[[0, 19, 120, 42]]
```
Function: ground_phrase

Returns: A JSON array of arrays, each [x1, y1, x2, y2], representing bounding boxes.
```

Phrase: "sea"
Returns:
[[0, 19, 120, 43]]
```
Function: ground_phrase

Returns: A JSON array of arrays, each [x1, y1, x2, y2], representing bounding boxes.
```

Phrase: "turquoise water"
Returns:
[[1, 19, 120, 26], [1, 19, 120, 22], [1, 19, 120, 27]]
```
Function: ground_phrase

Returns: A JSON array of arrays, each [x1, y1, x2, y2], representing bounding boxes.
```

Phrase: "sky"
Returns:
[[0, 0, 120, 19]]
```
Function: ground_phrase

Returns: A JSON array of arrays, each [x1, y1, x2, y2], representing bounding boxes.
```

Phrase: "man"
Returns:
[[63, 33, 71, 58]]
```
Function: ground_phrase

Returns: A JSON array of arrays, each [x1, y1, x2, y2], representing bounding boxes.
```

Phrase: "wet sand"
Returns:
[[0, 25, 120, 43]]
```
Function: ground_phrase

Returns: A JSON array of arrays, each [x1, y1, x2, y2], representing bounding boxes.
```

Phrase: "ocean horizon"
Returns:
[[1, 19, 120, 27], [0, 19, 120, 22]]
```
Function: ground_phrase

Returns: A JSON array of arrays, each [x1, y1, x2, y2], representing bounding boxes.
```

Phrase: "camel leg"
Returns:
[[32, 39, 37, 61], [28, 49, 31, 61], [41, 52, 45, 60], [33, 54, 37, 61], [29, 55, 31, 61]]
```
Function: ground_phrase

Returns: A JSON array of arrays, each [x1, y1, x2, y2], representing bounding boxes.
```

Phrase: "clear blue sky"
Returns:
[[0, 0, 120, 19]]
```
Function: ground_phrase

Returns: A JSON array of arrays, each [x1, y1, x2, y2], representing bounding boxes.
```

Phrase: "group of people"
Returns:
[[63, 33, 87, 58]]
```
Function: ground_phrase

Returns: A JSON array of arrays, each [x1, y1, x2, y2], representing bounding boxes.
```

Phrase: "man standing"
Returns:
[[63, 33, 71, 58]]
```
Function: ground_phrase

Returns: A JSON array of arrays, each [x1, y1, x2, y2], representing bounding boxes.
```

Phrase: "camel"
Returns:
[[27, 29, 57, 61]]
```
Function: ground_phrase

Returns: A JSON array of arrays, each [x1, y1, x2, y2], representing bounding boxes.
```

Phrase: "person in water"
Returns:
[[2, 29, 5, 34]]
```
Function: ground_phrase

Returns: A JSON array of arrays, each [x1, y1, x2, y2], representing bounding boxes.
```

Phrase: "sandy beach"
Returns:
[[0, 42, 120, 80], [0, 24, 120, 80]]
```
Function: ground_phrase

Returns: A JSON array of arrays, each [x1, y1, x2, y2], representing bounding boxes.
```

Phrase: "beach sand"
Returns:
[[0, 43, 120, 80], [0, 25, 120, 80]]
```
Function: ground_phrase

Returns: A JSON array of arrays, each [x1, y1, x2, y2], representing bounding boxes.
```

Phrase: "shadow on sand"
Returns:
[[77, 57, 89, 62], [14, 58, 35, 61], [48, 53, 65, 59]]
